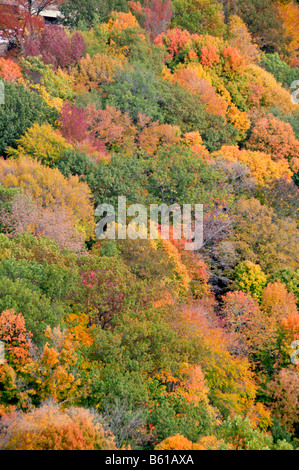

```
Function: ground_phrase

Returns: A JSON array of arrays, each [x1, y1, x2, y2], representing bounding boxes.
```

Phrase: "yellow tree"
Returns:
[[213, 146, 293, 186], [261, 282, 298, 320], [276, 0, 299, 67], [7, 123, 72, 166], [24, 326, 82, 403], [0, 401, 117, 450], [0, 155, 94, 239]]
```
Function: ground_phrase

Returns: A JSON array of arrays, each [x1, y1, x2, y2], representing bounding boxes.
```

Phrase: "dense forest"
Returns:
[[0, 0, 298, 451]]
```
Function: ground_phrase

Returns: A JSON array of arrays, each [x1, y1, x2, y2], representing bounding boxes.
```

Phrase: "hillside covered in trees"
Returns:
[[0, 0, 298, 451]]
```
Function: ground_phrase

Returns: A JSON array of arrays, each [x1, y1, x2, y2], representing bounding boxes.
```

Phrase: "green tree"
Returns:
[[54, 149, 147, 207], [144, 145, 227, 205], [233, 260, 267, 301], [105, 65, 164, 123], [149, 388, 216, 443], [0, 277, 66, 345], [171, 0, 226, 36], [60, 0, 129, 29], [261, 53, 299, 89], [0, 82, 57, 155], [218, 416, 274, 450]]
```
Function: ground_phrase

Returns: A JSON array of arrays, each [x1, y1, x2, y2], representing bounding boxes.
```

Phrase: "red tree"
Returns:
[[0, 1, 65, 52], [145, 0, 173, 40], [24, 25, 86, 69], [58, 103, 89, 142], [129, 0, 173, 39], [58, 102, 107, 156]]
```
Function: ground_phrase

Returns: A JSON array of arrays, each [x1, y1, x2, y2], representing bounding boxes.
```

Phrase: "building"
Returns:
[[0, 0, 62, 21]]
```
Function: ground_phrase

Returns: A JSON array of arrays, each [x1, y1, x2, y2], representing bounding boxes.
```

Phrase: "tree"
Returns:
[[233, 261, 267, 301], [222, 45, 246, 76], [196, 435, 231, 450], [218, 416, 274, 450], [58, 102, 90, 143], [149, 391, 216, 443], [0, 82, 57, 156], [174, 304, 258, 419], [144, 0, 173, 40], [237, 0, 291, 54], [0, 185, 19, 232], [260, 282, 298, 319], [0, 193, 86, 253], [243, 63, 297, 115], [169, 68, 227, 118], [0, 401, 117, 450], [75, 256, 137, 329], [154, 27, 192, 62], [266, 367, 299, 433], [183, 131, 210, 159], [0, 277, 65, 345], [221, 291, 260, 353], [245, 113, 299, 170], [144, 145, 227, 206], [261, 177, 299, 223], [171, 0, 226, 37], [276, 0, 299, 67], [0, 0, 48, 52], [0, 257, 77, 307], [157, 80, 238, 151], [105, 65, 164, 123], [60, 0, 129, 29], [227, 15, 260, 64], [155, 434, 196, 450], [200, 44, 220, 67], [73, 53, 124, 91], [0, 309, 33, 370], [0, 155, 95, 239], [24, 326, 82, 403], [231, 198, 299, 273], [7, 123, 72, 166], [84, 104, 137, 155], [137, 115, 181, 155], [261, 53, 299, 89], [20, 56, 75, 109], [53, 150, 147, 207], [213, 146, 293, 186], [270, 269, 299, 307], [280, 311, 299, 358], [98, 398, 148, 449], [155, 432, 230, 449], [96, 11, 145, 59], [24, 25, 86, 69], [0, 58, 22, 83]]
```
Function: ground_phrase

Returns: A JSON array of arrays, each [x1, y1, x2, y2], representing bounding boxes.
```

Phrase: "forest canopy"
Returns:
[[0, 0, 298, 451]]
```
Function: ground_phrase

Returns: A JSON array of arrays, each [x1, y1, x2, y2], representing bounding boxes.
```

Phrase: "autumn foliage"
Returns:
[[0, 58, 22, 83], [0, 0, 298, 452], [0, 401, 116, 450], [246, 113, 299, 171], [0, 309, 33, 369], [0, 155, 95, 238], [24, 25, 86, 69]]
